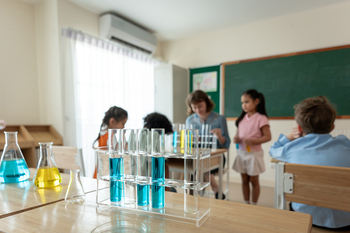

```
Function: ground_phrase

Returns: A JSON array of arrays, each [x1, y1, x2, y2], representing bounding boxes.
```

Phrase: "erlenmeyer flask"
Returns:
[[0, 132, 30, 183], [33, 142, 62, 188], [65, 169, 85, 204]]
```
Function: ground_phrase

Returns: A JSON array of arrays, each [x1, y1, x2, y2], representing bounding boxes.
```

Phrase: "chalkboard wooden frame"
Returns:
[[222, 45, 350, 120]]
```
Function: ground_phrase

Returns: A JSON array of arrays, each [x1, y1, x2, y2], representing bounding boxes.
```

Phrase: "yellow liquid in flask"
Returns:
[[34, 167, 62, 188]]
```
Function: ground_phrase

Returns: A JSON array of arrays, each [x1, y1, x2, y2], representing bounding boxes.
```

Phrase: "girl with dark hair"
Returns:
[[186, 90, 230, 199], [92, 106, 128, 178], [232, 89, 271, 205]]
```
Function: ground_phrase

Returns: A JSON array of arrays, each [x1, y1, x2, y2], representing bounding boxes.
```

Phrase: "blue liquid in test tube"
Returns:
[[173, 131, 177, 148], [137, 184, 150, 206], [110, 157, 124, 202], [151, 157, 165, 209]]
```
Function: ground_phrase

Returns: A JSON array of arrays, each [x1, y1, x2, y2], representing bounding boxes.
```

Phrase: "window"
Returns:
[[62, 28, 158, 177]]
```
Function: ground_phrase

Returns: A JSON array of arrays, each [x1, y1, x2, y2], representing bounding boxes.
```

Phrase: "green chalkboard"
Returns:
[[223, 46, 350, 118], [190, 66, 220, 113]]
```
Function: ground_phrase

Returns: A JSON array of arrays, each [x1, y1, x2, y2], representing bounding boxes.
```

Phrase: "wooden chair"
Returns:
[[52, 146, 85, 176], [275, 162, 350, 232]]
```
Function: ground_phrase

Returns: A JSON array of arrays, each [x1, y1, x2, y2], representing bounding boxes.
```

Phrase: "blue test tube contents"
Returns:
[[151, 156, 165, 209], [236, 143, 239, 149], [173, 131, 177, 148], [109, 157, 124, 202], [137, 184, 150, 206], [136, 129, 151, 206]]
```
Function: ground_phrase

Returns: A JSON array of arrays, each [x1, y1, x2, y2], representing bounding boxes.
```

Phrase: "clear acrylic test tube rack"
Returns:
[[95, 128, 211, 227], [172, 123, 217, 151]]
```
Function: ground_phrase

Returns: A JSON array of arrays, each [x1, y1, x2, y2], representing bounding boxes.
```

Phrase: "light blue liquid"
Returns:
[[0, 159, 30, 183], [137, 184, 150, 206], [173, 131, 177, 147], [151, 157, 165, 209], [110, 157, 124, 202]]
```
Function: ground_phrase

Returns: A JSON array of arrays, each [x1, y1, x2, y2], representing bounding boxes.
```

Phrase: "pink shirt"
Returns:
[[238, 112, 269, 151]]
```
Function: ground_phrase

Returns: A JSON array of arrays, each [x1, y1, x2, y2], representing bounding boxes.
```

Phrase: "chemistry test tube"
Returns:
[[108, 129, 124, 203], [184, 129, 199, 214], [122, 129, 136, 205], [172, 123, 179, 148], [180, 124, 185, 149], [151, 128, 165, 209], [136, 129, 150, 207], [212, 134, 217, 151]]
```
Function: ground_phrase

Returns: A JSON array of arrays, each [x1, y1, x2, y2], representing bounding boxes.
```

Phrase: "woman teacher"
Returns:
[[185, 90, 230, 199]]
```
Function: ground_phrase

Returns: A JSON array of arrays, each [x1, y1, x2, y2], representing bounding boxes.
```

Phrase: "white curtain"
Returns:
[[61, 28, 158, 177]]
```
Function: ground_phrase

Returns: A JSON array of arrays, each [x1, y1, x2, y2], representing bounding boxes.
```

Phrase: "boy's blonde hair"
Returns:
[[294, 96, 336, 134]]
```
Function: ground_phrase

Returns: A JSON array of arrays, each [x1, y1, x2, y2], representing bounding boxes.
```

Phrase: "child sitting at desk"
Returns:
[[269, 96, 350, 229]]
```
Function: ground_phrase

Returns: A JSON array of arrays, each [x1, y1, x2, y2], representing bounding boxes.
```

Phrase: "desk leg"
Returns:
[[218, 154, 223, 200], [226, 150, 229, 201]]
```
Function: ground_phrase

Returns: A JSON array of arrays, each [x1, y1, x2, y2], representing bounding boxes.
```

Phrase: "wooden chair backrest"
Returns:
[[52, 146, 81, 171], [285, 163, 350, 212]]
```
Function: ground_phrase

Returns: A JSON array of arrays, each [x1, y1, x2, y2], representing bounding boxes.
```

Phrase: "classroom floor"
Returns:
[[224, 181, 274, 207]]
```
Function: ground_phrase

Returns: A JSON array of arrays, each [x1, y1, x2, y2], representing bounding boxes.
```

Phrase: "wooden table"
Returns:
[[0, 190, 312, 233], [0, 168, 108, 219]]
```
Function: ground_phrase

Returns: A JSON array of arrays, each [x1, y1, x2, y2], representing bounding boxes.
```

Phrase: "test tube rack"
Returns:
[[172, 123, 217, 151], [95, 129, 211, 227]]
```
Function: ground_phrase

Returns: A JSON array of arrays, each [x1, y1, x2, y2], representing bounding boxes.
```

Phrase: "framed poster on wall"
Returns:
[[189, 65, 221, 114]]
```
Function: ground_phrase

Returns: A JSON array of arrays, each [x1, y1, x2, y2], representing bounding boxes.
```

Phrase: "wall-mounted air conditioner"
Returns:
[[99, 13, 157, 55]]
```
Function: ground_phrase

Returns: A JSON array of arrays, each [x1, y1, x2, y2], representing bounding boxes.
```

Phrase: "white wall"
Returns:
[[160, 2, 350, 187], [0, 0, 40, 124], [0, 0, 100, 137], [34, 0, 63, 136], [57, 0, 99, 38], [161, 2, 350, 68], [32, 0, 99, 138]]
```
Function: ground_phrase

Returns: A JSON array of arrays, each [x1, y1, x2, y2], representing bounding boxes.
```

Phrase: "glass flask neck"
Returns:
[[37, 142, 57, 168], [70, 170, 80, 180], [4, 132, 18, 145]]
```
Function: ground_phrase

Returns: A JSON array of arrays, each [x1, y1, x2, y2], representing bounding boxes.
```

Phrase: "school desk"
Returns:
[[0, 188, 312, 233], [167, 148, 229, 200], [0, 168, 108, 219]]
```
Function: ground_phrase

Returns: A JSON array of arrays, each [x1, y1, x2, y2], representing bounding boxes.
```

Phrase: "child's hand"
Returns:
[[211, 128, 222, 138], [244, 138, 255, 146], [233, 136, 240, 143], [287, 127, 302, 141], [0, 120, 6, 130]]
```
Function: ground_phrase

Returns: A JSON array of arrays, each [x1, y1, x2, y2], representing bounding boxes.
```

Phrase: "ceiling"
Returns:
[[22, 0, 350, 41]]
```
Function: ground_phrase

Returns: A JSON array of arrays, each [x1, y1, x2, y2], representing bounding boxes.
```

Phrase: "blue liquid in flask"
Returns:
[[0, 159, 30, 183], [109, 157, 124, 202], [151, 157, 165, 209], [137, 184, 150, 206]]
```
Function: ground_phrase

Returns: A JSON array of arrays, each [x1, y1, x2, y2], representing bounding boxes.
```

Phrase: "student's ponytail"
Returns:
[[235, 89, 268, 127], [256, 92, 268, 117], [92, 106, 128, 148]]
